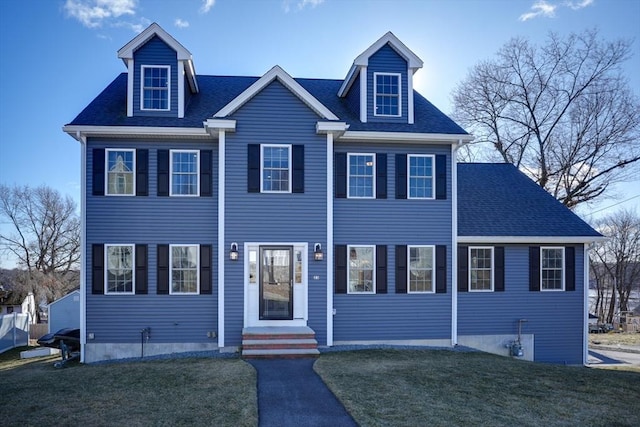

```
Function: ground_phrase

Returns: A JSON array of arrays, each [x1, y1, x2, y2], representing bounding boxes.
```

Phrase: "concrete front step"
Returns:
[[242, 348, 320, 359], [241, 326, 319, 358]]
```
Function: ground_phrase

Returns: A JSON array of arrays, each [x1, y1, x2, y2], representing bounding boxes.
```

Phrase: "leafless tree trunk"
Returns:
[[591, 209, 640, 324], [452, 29, 640, 208], [0, 184, 80, 309]]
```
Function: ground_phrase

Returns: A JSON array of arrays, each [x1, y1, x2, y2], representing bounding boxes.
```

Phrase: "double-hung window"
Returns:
[[408, 245, 434, 293], [262, 145, 291, 192], [374, 72, 401, 117], [170, 150, 199, 196], [141, 66, 170, 111], [541, 247, 564, 291], [348, 153, 375, 198], [105, 244, 134, 294], [348, 245, 375, 294], [408, 155, 434, 199], [106, 149, 135, 195], [170, 244, 199, 294], [469, 247, 493, 291]]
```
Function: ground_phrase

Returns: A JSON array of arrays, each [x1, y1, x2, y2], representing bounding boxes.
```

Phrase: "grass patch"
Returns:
[[1, 347, 257, 427], [589, 332, 640, 347], [315, 349, 640, 427]]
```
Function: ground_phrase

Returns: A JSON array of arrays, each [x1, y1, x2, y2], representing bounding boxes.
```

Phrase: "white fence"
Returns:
[[0, 313, 30, 354]]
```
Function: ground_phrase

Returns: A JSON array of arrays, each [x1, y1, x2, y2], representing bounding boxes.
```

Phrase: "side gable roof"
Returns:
[[213, 65, 339, 120], [339, 31, 423, 97], [458, 163, 602, 240]]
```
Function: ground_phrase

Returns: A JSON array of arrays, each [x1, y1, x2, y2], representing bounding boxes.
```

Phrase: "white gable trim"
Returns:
[[118, 22, 192, 61], [338, 65, 358, 97], [213, 65, 339, 120], [354, 32, 423, 69]]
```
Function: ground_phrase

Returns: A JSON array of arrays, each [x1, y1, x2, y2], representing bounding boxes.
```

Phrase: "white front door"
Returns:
[[244, 242, 308, 327]]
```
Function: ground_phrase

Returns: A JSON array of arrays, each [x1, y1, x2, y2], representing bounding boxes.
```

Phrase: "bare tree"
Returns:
[[452, 29, 640, 208], [590, 209, 640, 323], [0, 184, 80, 307]]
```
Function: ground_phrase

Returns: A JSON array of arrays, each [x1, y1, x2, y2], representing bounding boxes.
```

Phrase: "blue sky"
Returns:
[[0, 0, 639, 267]]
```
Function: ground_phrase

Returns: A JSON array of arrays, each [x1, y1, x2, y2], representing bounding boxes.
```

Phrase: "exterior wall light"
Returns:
[[230, 242, 239, 261], [314, 243, 324, 261]]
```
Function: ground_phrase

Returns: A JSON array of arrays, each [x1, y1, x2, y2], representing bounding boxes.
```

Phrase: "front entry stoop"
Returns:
[[242, 326, 319, 359]]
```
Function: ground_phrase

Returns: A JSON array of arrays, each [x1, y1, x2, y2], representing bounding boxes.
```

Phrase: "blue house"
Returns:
[[64, 23, 601, 364]]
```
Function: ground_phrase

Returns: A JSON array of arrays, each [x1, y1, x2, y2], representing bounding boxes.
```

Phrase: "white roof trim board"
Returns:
[[339, 31, 423, 97], [213, 65, 339, 120], [457, 236, 606, 244]]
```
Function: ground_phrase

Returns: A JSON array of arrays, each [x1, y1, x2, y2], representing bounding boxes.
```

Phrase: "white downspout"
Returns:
[[78, 132, 87, 363], [451, 139, 463, 346], [326, 132, 334, 346], [217, 129, 226, 348], [583, 243, 590, 366]]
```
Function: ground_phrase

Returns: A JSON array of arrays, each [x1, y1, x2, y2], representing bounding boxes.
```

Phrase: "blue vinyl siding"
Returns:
[[367, 44, 408, 123], [85, 139, 218, 343], [133, 36, 178, 117], [334, 143, 452, 342], [458, 245, 585, 364], [223, 80, 328, 346], [345, 73, 360, 118]]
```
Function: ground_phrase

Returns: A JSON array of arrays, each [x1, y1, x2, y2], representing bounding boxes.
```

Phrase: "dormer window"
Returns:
[[141, 65, 170, 111], [374, 72, 401, 117]]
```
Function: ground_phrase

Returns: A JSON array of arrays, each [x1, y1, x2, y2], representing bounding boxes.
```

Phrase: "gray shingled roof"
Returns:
[[67, 74, 468, 135], [457, 163, 601, 237]]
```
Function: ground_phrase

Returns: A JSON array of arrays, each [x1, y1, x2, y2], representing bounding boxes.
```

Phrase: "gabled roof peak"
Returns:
[[117, 22, 192, 61], [353, 31, 423, 69]]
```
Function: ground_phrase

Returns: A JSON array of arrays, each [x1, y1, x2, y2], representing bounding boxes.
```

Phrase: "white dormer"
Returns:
[[117, 23, 198, 118], [338, 32, 423, 124]]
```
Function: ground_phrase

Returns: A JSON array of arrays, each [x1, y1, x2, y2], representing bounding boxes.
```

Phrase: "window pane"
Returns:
[[408, 156, 433, 199], [142, 67, 169, 110], [171, 245, 198, 293], [375, 74, 399, 116], [262, 146, 290, 192], [348, 154, 374, 198], [541, 248, 563, 290], [171, 151, 198, 195], [106, 245, 133, 293], [107, 150, 134, 195], [408, 246, 433, 292], [348, 246, 374, 293], [470, 248, 493, 291]]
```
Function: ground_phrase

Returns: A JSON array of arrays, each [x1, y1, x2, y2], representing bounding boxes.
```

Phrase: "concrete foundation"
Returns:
[[84, 342, 219, 363], [458, 334, 534, 362]]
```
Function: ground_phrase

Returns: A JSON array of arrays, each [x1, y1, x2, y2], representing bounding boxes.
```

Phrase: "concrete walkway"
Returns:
[[248, 359, 358, 427]]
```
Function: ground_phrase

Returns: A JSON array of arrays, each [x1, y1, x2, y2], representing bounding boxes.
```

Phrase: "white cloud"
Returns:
[[282, 0, 325, 13], [112, 17, 150, 33], [566, 0, 594, 10], [200, 0, 215, 14], [64, 0, 136, 28], [519, 0, 557, 21], [174, 18, 190, 28]]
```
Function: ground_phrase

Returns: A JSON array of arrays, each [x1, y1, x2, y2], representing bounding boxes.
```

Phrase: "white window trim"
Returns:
[[140, 65, 171, 112], [373, 72, 402, 117], [540, 246, 565, 292], [347, 244, 376, 294], [169, 149, 200, 197], [407, 154, 435, 200], [105, 149, 136, 196], [347, 153, 376, 199], [104, 244, 135, 295], [407, 245, 435, 294], [260, 144, 292, 193], [169, 244, 200, 295], [468, 246, 494, 292]]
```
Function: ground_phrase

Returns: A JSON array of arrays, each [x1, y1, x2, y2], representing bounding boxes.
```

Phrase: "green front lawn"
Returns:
[[314, 349, 640, 427]]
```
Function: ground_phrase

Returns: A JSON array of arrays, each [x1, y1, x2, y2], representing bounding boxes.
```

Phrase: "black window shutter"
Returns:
[[335, 245, 347, 294], [248, 144, 260, 193], [335, 153, 347, 199], [93, 149, 105, 196], [135, 244, 148, 294], [376, 153, 387, 199], [376, 245, 387, 293], [565, 246, 575, 292], [529, 246, 540, 292], [436, 245, 447, 293], [136, 149, 149, 196], [395, 245, 407, 293], [494, 246, 505, 292], [200, 245, 212, 294], [435, 154, 447, 200], [92, 244, 104, 294], [395, 154, 407, 199], [292, 145, 304, 193], [157, 244, 169, 294], [200, 150, 213, 197], [157, 150, 169, 197], [457, 245, 468, 292]]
